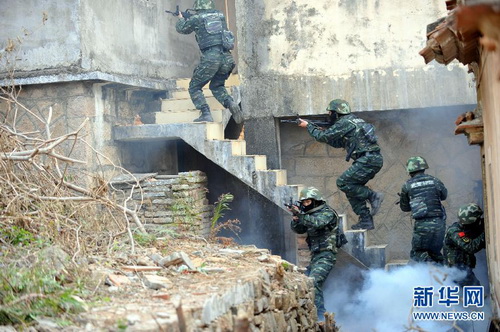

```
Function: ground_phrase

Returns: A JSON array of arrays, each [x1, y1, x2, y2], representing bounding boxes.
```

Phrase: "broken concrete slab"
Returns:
[[121, 266, 162, 272], [143, 275, 173, 290], [159, 251, 195, 270], [107, 274, 132, 287]]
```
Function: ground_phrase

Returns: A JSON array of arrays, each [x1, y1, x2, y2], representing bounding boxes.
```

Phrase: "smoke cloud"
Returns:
[[324, 253, 491, 332]]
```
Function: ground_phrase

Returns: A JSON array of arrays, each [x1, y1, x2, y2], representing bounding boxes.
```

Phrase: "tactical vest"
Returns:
[[444, 222, 477, 268], [305, 204, 338, 253], [405, 173, 445, 219], [339, 114, 379, 160], [195, 10, 224, 50]]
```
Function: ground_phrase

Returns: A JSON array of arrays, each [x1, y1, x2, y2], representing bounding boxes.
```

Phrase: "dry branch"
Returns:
[[0, 91, 146, 257]]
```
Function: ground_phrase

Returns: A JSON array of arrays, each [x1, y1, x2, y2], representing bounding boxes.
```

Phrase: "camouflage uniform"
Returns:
[[175, 0, 242, 123], [290, 187, 338, 320], [444, 203, 485, 287], [399, 156, 447, 263], [307, 99, 383, 230]]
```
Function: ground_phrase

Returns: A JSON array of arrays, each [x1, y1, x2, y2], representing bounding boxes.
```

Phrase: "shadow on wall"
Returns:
[[176, 140, 287, 258]]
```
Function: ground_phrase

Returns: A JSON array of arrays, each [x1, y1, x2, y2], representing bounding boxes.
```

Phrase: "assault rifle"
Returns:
[[280, 115, 331, 128], [336, 221, 349, 248], [284, 197, 301, 214], [165, 5, 195, 19]]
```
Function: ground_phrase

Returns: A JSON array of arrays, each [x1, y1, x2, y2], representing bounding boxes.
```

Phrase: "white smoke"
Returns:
[[324, 257, 491, 332]]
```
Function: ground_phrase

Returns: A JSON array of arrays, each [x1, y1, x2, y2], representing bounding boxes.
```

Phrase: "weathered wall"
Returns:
[[0, 81, 178, 177], [236, 0, 476, 117], [280, 106, 483, 260], [177, 141, 288, 259], [0, 0, 231, 86], [112, 171, 213, 237], [479, 29, 500, 316]]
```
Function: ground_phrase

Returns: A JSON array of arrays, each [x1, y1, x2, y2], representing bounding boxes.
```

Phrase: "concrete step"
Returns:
[[142, 109, 227, 125], [343, 230, 387, 269], [113, 122, 224, 142], [255, 169, 287, 187], [220, 139, 246, 156], [205, 122, 224, 140], [198, 140, 246, 164], [171, 89, 213, 99], [339, 214, 388, 269], [175, 74, 240, 90], [385, 259, 409, 272], [161, 96, 224, 112]]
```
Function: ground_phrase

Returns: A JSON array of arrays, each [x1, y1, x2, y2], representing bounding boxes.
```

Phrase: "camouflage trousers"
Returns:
[[306, 250, 336, 318], [411, 217, 445, 263], [336, 153, 383, 217], [189, 48, 235, 110]]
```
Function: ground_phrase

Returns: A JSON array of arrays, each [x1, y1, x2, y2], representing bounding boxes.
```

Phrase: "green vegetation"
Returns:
[[209, 193, 240, 239], [210, 193, 234, 229], [133, 232, 157, 246], [1, 226, 40, 247], [0, 263, 86, 325]]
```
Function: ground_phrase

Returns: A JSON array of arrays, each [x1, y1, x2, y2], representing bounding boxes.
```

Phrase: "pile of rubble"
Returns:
[[61, 237, 339, 331]]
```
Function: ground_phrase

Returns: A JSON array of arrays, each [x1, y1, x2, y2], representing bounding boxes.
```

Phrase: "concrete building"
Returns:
[[0, 0, 482, 266], [420, 0, 500, 326]]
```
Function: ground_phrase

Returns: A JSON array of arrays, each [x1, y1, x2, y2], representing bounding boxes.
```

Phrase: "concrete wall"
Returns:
[[235, 0, 483, 260], [177, 140, 288, 259], [0, 0, 233, 86], [280, 106, 483, 260], [479, 28, 500, 317], [0, 81, 178, 179], [235, 0, 476, 117]]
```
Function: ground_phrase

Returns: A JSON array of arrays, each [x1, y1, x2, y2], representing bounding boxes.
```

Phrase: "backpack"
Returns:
[[348, 117, 378, 144], [222, 30, 235, 51], [202, 11, 234, 51]]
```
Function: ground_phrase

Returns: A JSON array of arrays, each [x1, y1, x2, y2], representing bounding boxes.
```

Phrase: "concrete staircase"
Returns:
[[140, 75, 240, 126], [114, 74, 390, 270], [114, 121, 301, 208], [114, 75, 302, 208], [339, 214, 388, 269]]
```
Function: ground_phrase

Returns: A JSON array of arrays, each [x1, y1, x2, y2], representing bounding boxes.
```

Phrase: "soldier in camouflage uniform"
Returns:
[[176, 0, 243, 123], [444, 203, 485, 287], [399, 156, 448, 263], [298, 99, 384, 230], [288, 187, 339, 321]]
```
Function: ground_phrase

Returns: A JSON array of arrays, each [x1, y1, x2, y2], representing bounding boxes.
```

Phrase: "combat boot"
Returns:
[[351, 214, 374, 230], [193, 105, 214, 122], [368, 191, 384, 216], [224, 99, 244, 124]]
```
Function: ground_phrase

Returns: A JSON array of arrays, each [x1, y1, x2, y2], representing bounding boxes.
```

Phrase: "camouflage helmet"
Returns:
[[299, 187, 324, 202], [458, 203, 483, 225], [193, 0, 215, 10], [406, 156, 429, 173], [326, 99, 351, 115]]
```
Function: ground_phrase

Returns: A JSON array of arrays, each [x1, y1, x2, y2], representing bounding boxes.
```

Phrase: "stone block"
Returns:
[[253, 297, 269, 314], [159, 251, 195, 270], [143, 274, 173, 290], [150, 217, 174, 224], [107, 274, 132, 287]]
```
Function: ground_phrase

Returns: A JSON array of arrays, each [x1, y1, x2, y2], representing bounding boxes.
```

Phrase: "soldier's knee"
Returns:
[[209, 80, 224, 90], [336, 177, 348, 191], [188, 84, 202, 94]]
